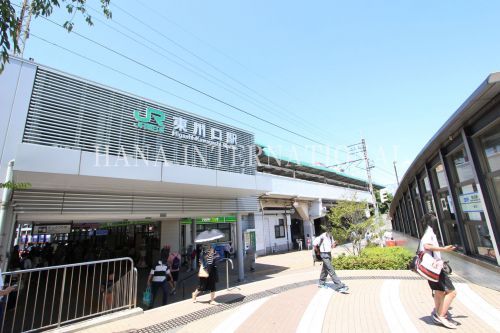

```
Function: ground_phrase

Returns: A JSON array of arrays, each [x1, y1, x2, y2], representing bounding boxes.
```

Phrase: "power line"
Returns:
[[15, 1, 364, 180], [135, 0, 303, 106], [85, 6, 338, 146], [38, 15, 333, 148], [110, 2, 342, 145], [29, 33, 351, 168]]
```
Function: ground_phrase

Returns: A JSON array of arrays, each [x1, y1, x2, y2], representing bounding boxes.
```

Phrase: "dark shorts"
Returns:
[[171, 271, 179, 282], [428, 271, 455, 292]]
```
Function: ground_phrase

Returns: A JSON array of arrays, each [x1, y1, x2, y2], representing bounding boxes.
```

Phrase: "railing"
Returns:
[[1, 257, 136, 333], [180, 271, 198, 299], [180, 257, 236, 298], [218, 258, 235, 291]]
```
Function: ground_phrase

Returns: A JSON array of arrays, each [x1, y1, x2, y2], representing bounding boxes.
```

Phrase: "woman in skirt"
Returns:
[[192, 245, 219, 305]]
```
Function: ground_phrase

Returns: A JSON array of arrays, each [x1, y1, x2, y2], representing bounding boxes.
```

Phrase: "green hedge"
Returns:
[[332, 246, 413, 270]]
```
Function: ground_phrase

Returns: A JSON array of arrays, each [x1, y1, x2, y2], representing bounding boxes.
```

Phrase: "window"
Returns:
[[424, 176, 431, 192], [451, 149, 474, 183], [274, 219, 286, 238], [435, 164, 447, 189]]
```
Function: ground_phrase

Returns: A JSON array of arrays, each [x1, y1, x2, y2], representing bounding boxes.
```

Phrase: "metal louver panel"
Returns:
[[12, 191, 260, 215], [23, 67, 256, 175]]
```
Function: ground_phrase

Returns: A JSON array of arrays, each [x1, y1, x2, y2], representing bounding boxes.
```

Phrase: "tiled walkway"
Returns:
[[77, 251, 500, 333]]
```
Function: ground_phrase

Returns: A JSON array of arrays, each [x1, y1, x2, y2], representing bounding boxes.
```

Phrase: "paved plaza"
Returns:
[[72, 250, 500, 333]]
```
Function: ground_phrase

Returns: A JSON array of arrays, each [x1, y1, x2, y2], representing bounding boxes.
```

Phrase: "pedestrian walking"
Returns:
[[160, 244, 170, 264], [192, 245, 219, 305], [419, 213, 459, 329], [167, 250, 181, 294], [313, 229, 349, 293], [147, 260, 173, 308], [296, 238, 303, 251]]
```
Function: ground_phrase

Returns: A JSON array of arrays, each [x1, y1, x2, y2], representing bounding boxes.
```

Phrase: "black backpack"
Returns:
[[171, 255, 180, 270]]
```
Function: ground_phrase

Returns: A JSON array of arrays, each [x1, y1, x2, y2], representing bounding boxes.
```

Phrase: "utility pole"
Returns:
[[393, 161, 400, 187], [360, 139, 378, 218]]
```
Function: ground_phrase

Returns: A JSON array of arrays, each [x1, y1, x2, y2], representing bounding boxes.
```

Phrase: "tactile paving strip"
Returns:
[[135, 274, 434, 333]]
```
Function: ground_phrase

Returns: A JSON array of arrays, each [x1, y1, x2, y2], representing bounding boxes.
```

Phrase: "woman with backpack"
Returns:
[[167, 250, 181, 295], [419, 213, 458, 329]]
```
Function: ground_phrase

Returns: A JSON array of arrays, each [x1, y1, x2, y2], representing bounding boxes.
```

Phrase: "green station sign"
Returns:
[[180, 216, 237, 225]]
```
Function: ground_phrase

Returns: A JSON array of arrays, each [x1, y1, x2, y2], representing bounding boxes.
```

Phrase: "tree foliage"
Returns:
[[327, 197, 377, 256], [0, 0, 111, 72], [375, 189, 393, 215]]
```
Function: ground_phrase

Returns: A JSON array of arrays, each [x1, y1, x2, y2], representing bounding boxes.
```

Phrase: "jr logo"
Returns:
[[133, 107, 166, 133]]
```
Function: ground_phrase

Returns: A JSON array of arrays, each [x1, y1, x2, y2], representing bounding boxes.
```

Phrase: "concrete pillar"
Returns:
[[236, 213, 245, 281], [191, 218, 197, 271]]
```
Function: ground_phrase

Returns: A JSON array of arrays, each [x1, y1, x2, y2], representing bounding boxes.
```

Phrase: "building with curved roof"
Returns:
[[389, 72, 500, 266]]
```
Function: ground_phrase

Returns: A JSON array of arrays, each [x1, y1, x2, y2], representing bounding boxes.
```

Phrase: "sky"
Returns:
[[15, 0, 500, 192]]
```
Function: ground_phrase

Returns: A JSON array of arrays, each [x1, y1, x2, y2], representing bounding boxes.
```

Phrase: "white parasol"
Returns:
[[195, 229, 225, 243]]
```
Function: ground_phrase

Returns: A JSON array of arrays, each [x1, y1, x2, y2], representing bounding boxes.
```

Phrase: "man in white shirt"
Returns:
[[147, 260, 173, 309], [313, 231, 349, 293]]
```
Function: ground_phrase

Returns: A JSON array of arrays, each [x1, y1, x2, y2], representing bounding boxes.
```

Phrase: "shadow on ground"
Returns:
[[137, 261, 290, 309]]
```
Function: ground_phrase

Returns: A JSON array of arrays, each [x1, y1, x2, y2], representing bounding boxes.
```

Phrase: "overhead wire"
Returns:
[[15, 2, 381, 184], [37, 15, 337, 148], [134, 0, 303, 106], [85, 6, 338, 145], [28, 32, 349, 168], [109, 2, 343, 145]]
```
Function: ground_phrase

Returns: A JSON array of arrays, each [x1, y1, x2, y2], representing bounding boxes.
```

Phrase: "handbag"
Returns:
[[409, 240, 421, 272], [416, 251, 443, 282], [142, 287, 152, 307], [198, 265, 209, 278], [409, 239, 443, 282]]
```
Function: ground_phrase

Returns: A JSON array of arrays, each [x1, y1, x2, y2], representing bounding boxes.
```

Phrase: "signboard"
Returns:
[[24, 68, 255, 176], [180, 216, 237, 225], [244, 229, 256, 251], [133, 107, 238, 148], [95, 229, 109, 236], [99, 220, 153, 228], [458, 192, 483, 213], [33, 224, 71, 235]]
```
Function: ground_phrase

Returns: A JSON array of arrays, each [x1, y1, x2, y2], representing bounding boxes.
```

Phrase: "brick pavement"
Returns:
[[74, 250, 500, 333]]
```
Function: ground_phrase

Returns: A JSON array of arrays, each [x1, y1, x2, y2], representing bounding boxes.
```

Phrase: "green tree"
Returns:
[[375, 189, 393, 215], [327, 197, 377, 256], [1, 0, 111, 72]]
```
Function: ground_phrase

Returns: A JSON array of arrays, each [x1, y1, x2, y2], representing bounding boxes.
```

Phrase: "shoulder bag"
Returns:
[[410, 239, 443, 282], [198, 255, 209, 278], [198, 265, 209, 278]]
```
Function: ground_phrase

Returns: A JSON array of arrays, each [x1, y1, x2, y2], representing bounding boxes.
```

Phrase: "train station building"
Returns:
[[0, 57, 378, 276]]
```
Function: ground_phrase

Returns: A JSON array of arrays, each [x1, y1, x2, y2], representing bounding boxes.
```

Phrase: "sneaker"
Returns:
[[432, 310, 459, 326], [317, 283, 328, 289], [431, 312, 441, 324], [337, 286, 349, 294], [437, 316, 457, 329]]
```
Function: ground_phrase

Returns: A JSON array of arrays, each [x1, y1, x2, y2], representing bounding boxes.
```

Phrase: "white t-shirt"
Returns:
[[419, 226, 441, 260], [150, 261, 170, 282], [312, 233, 335, 253]]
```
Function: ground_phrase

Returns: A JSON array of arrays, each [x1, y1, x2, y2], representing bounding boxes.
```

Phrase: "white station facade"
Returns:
[[0, 57, 376, 275]]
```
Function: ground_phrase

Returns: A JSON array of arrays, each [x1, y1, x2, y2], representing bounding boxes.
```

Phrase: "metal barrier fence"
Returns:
[[1, 257, 137, 333]]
